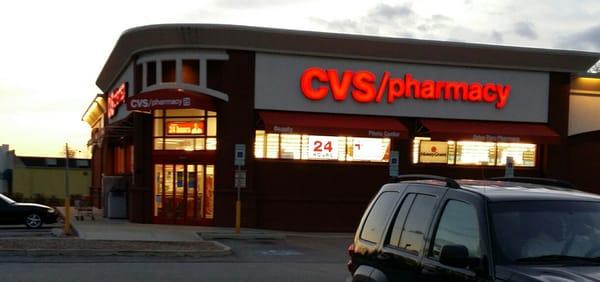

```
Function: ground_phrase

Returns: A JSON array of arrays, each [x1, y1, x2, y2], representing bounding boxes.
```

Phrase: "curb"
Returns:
[[0, 247, 232, 257], [283, 232, 354, 239], [199, 232, 285, 240]]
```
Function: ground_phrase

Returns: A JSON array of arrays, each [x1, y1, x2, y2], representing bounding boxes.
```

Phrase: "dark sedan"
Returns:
[[0, 193, 59, 228]]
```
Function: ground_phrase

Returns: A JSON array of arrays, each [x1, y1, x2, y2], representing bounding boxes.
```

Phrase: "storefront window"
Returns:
[[113, 145, 134, 174], [496, 143, 536, 167], [153, 109, 217, 151], [182, 59, 200, 85], [347, 137, 390, 162], [266, 133, 280, 159], [280, 134, 301, 159], [455, 141, 496, 166], [255, 130, 265, 158], [412, 137, 455, 164], [254, 130, 390, 162], [412, 137, 536, 167], [147, 61, 156, 86], [161, 60, 176, 83]]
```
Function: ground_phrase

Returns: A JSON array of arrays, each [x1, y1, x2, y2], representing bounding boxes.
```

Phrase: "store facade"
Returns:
[[84, 24, 599, 231]]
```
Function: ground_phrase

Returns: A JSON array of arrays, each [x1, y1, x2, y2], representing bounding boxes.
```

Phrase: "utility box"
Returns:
[[102, 176, 128, 219], [107, 190, 127, 219]]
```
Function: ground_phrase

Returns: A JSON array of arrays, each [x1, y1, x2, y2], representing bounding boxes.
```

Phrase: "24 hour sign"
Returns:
[[300, 67, 511, 109]]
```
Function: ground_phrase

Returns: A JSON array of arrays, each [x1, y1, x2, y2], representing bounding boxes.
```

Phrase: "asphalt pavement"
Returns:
[[0, 225, 58, 239], [0, 208, 354, 281], [0, 235, 352, 281]]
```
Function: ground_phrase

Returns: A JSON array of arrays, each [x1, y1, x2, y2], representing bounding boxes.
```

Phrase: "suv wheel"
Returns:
[[25, 213, 43, 228]]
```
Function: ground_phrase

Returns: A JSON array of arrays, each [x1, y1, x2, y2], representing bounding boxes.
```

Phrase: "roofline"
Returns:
[[574, 72, 600, 79], [96, 24, 600, 92], [81, 94, 105, 121]]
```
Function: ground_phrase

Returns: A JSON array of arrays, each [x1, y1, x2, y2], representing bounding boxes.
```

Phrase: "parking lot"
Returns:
[[0, 224, 61, 239]]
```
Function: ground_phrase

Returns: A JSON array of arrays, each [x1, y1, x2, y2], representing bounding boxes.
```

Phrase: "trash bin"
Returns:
[[107, 189, 127, 219], [102, 175, 128, 219]]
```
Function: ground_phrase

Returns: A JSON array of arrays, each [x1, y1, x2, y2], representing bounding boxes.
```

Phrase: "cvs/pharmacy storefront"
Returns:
[[86, 24, 598, 231]]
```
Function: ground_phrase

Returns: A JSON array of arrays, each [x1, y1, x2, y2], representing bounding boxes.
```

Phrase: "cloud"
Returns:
[[432, 14, 452, 22], [491, 30, 503, 43], [418, 14, 454, 33], [514, 21, 538, 39], [558, 24, 600, 51], [310, 18, 361, 34], [368, 3, 414, 20], [214, 0, 299, 8], [310, 4, 417, 36]]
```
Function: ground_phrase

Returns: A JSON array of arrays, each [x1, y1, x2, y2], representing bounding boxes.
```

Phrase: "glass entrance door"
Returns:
[[154, 163, 215, 224]]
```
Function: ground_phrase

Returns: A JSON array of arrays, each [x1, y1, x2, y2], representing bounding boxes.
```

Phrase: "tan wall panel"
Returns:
[[569, 95, 600, 136], [12, 167, 90, 198]]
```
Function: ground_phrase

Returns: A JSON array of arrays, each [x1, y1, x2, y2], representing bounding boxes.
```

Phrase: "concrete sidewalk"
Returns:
[[61, 207, 287, 241], [0, 207, 353, 257], [41, 207, 353, 258]]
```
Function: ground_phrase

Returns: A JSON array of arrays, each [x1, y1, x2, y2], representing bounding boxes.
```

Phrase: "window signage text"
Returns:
[[107, 82, 127, 118], [308, 135, 339, 160], [419, 141, 449, 163], [166, 121, 205, 135], [473, 134, 521, 143]]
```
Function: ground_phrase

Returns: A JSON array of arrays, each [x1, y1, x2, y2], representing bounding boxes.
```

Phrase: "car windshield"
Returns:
[[0, 193, 16, 205], [491, 201, 600, 265]]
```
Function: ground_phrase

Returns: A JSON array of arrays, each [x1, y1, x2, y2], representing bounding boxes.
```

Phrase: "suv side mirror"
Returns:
[[439, 245, 475, 268]]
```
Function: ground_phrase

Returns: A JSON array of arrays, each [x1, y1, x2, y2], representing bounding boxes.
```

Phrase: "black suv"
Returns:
[[348, 175, 600, 281]]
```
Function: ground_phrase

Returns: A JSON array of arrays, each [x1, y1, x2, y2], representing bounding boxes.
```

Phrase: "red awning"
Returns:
[[420, 119, 560, 144], [259, 111, 408, 138]]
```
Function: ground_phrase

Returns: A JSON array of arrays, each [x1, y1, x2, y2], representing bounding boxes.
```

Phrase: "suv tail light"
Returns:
[[347, 243, 355, 256], [347, 243, 357, 274]]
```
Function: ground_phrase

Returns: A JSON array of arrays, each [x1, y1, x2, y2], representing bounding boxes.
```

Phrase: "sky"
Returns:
[[0, 0, 599, 158]]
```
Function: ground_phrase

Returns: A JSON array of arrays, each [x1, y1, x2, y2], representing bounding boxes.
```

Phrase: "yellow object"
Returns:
[[64, 198, 71, 235]]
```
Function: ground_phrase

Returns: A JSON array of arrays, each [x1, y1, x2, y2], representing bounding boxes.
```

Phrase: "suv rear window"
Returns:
[[360, 192, 400, 243]]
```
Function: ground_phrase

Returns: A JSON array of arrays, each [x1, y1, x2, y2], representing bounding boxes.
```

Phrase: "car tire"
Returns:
[[25, 213, 43, 229]]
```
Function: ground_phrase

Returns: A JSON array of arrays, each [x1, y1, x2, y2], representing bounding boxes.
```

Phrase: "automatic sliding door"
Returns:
[[186, 165, 196, 221], [164, 165, 175, 221], [206, 165, 214, 219], [154, 165, 164, 217], [196, 165, 204, 219], [175, 165, 185, 222], [154, 163, 214, 224]]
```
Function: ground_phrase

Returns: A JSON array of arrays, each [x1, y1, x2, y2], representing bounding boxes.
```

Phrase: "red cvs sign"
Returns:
[[107, 82, 127, 118], [300, 68, 511, 109]]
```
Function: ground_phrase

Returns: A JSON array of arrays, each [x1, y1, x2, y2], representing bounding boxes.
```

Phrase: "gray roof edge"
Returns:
[[122, 23, 600, 57], [573, 72, 600, 78], [97, 23, 600, 92]]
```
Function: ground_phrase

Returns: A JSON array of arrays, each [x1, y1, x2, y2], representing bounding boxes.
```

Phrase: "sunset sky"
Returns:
[[0, 0, 598, 158]]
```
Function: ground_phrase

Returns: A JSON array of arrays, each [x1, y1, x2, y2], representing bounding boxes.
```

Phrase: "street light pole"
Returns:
[[64, 143, 71, 235]]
